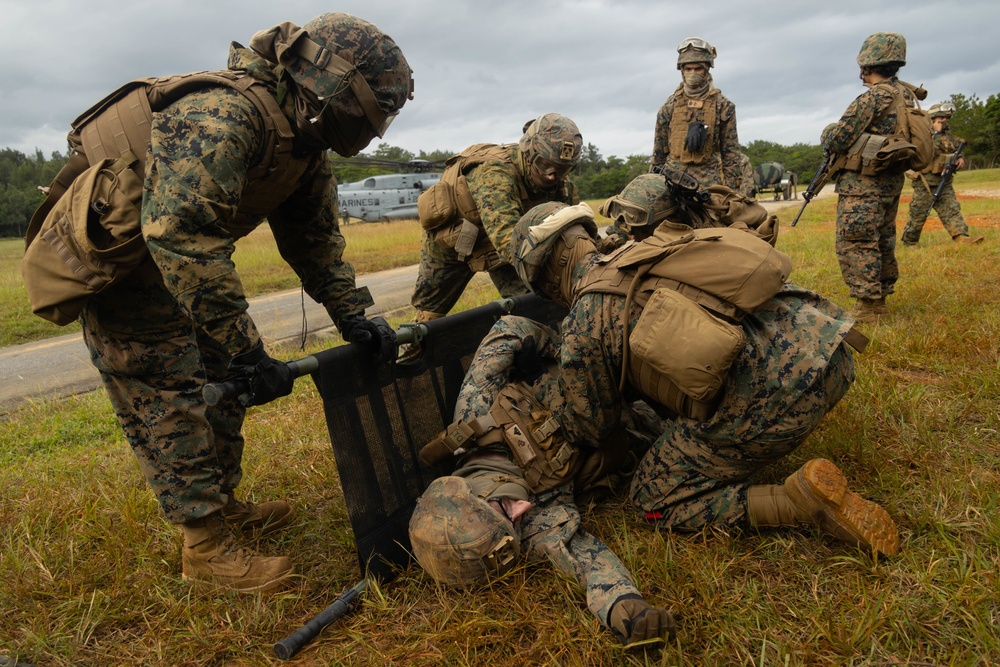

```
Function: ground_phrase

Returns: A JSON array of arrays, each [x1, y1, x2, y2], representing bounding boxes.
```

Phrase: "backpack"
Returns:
[[846, 82, 933, 175]]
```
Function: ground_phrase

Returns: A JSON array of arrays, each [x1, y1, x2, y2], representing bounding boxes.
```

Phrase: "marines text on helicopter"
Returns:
[[334, 158, 444, 222]]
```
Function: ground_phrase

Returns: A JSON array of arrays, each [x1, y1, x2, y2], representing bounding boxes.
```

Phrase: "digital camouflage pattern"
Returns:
[[822, 78, 913, 300], [439, 315, 645, 630], [411, 144, 579, 315], [651, 87, 740, 189], [856, 32, 907, 67], [556, 284, 856, 529], [901, 128, 970, 244], [518, 113, 583, 167], [80, 42, 374, 524], [736, 152, 755, 197]]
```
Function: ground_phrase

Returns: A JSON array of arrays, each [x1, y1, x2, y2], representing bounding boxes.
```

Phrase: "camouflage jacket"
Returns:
[[923, 129, 965, 178], [463, 145, 580, 264], [651, 86, 740, 188], [556, 281, 855, 447], [141, 43, 371, 356], [821, 77, 913, 196]]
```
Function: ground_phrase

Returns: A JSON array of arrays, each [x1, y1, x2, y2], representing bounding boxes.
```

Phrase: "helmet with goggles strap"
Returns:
[[408, 476, 521, 587], [518, 113, 583, 178], [677, 36, 716, 69], [599, 173, 678, 233], [928, 102, 956, 119]]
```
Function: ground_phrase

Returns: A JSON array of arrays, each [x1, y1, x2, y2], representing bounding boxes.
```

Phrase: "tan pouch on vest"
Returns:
[[629, 288, 745, 408], [418, 180, 456, 231], [20, 157, 146, 325]]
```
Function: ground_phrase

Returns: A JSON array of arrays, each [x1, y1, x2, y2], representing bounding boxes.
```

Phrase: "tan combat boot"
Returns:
[[747, 458, 899, 557], [851, 297, 887, 324], [181, 512, 295, 594], [609, 594, 676, 648], [396, 310, 446, 364], [222, 495, 295, 537], [954, 234, 985, 245]]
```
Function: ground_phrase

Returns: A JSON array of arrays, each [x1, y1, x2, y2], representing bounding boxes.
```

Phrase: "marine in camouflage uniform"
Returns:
[[409, 314, 674, 646], [409, 115, 582, 322], [901, 102, 982, 245], [736, 151, 756, 198], [508, 196, 899, 557], [651, 38, 740, 189], [821, 32, 921, 322], [63, 14, 413, 593]]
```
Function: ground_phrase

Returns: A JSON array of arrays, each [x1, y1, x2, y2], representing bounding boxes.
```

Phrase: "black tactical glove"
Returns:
[[512, 336, 546, 384], [338, 314, 398, 362], [226, 343, 294, 407]]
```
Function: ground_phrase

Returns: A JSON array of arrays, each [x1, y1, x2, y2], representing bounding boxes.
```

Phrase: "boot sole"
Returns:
[[786, 459, 900, 557], [182, 566, 297, 595]]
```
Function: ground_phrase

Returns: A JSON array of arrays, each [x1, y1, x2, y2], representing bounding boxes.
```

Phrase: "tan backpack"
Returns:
[[845, 81, 933, 176]]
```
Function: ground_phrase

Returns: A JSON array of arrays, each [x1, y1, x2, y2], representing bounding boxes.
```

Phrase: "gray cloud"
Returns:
[[2, 0, 998, 160]]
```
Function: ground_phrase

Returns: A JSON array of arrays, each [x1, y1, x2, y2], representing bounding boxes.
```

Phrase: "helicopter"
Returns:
[[332, 157, 445, 222]]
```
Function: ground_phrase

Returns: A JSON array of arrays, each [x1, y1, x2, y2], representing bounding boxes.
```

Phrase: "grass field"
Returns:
[[1, 174, 999, 666]]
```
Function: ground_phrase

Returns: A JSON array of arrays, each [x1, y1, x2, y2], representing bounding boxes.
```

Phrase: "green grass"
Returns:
[[2, 177, 1000, 665]]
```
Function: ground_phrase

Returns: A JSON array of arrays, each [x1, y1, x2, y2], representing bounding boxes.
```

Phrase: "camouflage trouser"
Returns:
[[79, 258, 245, 524], [629, 343, 854, 530], [901, 176, 968, 244], [410, 231, 527, 315], [522, 485, 640, 630], [835, 192, 900, 300]]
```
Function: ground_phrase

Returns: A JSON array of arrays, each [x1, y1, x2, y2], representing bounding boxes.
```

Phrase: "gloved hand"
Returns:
[[338, 314, 398, 362], [609, 594, 676, 647], [512, 336, 546, 384], [227, 343, 294, 407]]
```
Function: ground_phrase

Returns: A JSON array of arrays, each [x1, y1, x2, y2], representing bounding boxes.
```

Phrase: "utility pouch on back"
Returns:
[[628, 288, 744, 418], [20, 157, 146, 325], [417, 181, 456, 231]]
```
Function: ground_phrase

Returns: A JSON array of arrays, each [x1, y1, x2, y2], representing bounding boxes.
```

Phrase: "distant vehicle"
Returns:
[[753, 162, 798, 201], [338, 172, 442, 222]]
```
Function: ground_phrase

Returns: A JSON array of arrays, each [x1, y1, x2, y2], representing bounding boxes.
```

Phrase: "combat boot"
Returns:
[[396, 310, 446, 364], [609, 594, 676, 648], [181, 512, 295, 594], [747, 459, 899, 556], [851, 298, 887, 324], [954, 234, 985, 245], [222, 495, 295, 537]]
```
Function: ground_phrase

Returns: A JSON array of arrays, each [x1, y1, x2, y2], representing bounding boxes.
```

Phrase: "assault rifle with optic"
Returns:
[[930, 141, 966, 208]]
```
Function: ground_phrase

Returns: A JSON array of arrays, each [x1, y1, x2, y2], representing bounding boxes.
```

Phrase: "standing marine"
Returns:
[[507, 181, 900, 559], [23, 13, 413, 594], [650, 37, 741, 190], [404, 114, 583, 349], [901, 102, 985, 246], [821, 31, 925, 323]]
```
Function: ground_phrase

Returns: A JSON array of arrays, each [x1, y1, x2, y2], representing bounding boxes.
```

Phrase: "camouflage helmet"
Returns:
[[856, 32, 906, 68], [599, 173, 678, 231], [250, 14, 413, 138], [518, 114, 583, 170], [408, 476, 520, 587], [510, 202, 598, 301], [929, 102, 956, 119], [677, 37, 717, 69]]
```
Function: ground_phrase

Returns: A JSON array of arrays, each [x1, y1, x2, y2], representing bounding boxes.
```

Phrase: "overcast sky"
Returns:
[[3, 0, 999, 162]]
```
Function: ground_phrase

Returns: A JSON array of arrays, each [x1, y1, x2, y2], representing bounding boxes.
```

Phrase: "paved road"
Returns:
[[0, 191, 827, 414], [0, 264, 437, 413]]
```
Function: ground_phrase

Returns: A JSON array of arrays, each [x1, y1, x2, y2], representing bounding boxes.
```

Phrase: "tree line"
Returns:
[[3, 91, 998, 238]]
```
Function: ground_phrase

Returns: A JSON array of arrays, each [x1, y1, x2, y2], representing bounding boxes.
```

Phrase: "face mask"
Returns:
[[683, 71, 708, 88]]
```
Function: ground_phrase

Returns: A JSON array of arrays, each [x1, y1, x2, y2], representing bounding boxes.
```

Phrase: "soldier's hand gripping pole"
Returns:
[[273, 579, 368, 660], [791, 151, 834, 227], [202, 326, 426, 407], [930, 141, 965, 209]]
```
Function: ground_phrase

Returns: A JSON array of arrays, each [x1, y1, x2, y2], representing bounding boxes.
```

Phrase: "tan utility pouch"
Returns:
[[417, 181, 456, 231], [20, 157, 146, 325], [628, 288, 744, 416]]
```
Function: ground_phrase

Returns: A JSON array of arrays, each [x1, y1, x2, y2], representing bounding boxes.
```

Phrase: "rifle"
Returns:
[[791, 151, 838, 227], [930, 141, 966, 208]]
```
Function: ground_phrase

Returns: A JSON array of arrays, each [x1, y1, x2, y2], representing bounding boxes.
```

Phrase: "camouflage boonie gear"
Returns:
[[409, 475, 521, 587], [857, 32, 906, 67]]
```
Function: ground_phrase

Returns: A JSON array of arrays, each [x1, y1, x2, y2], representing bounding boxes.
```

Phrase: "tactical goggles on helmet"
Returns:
[[677, 37, 712, 53], [601, 196, 673, 231], [531, 156, 574, 180], [294, 36, 411, 137]]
